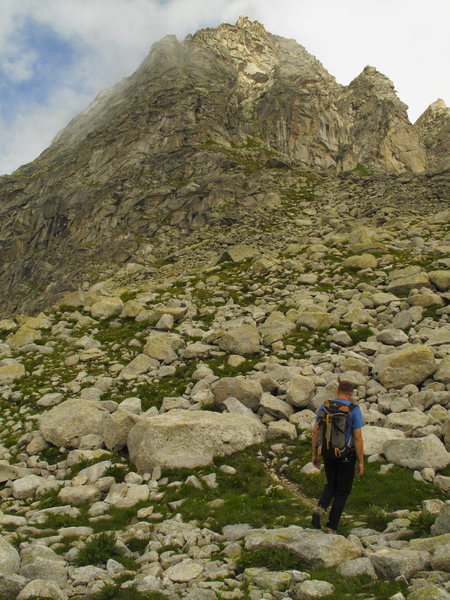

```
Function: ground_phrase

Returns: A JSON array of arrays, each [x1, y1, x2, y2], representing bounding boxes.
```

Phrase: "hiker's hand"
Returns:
[[312, 456, 321, 469], [356, 462, 364, 477]]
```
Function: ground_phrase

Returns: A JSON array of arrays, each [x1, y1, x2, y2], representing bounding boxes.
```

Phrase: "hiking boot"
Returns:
[[325, 527, 336, 534], [311, 507, 326, 529]]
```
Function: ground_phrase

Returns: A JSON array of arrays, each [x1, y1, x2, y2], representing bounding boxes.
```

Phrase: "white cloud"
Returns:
[[0, 51, 37, 82], [0, 0, 449, 174]]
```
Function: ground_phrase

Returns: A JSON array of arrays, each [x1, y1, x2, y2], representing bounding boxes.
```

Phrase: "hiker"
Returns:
[[311, 380, 364, 533]]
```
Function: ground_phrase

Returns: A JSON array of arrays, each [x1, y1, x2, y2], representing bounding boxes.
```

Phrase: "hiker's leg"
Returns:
[[326, 458, 356, 531], [318, 458, 338, 510]]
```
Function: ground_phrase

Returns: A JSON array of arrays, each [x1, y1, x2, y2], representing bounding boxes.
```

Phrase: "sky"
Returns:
[[0, 0, 449, 175]]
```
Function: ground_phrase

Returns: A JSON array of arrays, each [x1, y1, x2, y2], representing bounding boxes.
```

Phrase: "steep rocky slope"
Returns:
[[0, 17, 447, 317], [0, 175, 449, 599]]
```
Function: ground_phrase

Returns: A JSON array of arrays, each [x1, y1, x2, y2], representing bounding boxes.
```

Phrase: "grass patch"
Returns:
[[34, 488, 63, 510], [104, 464, 129, 483], [335, 325, 374, 344], [75, 532, 136, 569], [236, 546, 302, 573], [308, 567, 407, 600], [126, 537, 150, 553], [283, 439, 447, 531], [90, 501, 150, 533], [93, 316, 149, 345], [160, 446, 310, 531], [407, 512, 436, 538], [423, 304, 445, 322], [365, 505, 389, 531], [39, 446, 69, 465]]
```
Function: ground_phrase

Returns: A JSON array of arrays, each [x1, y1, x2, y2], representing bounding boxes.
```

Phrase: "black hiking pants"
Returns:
[[318, 452, 356, 530]]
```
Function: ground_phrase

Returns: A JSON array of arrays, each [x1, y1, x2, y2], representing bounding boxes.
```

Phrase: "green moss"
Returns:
[[352, 163, 372, 175]]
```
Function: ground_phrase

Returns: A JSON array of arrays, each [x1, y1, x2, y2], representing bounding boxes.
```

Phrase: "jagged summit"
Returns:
[[415, 99, 450, 173], [0, 17, 448, 316]]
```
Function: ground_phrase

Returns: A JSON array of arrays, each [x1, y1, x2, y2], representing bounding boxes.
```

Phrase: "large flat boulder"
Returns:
[[362, 425, 405, 456], [369, 548, 430, 579], [218, 324, 260, 356], [90, 297, 123, 320], [373, 344, 437, 388], [212, 376, 262, 411], [0, 360, 26, 384], [384, 434, 450, 470], [386, 266, 431, 295], [39, 399, 108, 448], [258, 312, 296, 346], [127, 410, 266, 471], [244, 527, 361, 568]]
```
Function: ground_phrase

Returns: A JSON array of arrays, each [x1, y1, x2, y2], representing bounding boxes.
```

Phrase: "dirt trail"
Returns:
[[261, 456, 317, 509]]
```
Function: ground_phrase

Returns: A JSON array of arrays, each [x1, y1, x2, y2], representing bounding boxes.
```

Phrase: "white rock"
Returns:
[[0, 360, 26, 384], [128, 410, 265, 471], [218, 324, 260, 355], [39, 399, 108, 448], [118, 355, 157, 381], [0, 536, 20, 575], [267, 420, 297, 440], [12, 475, 47, 500], [286, 375, 315, 408], [17, 579, 67, 600], [90, 297, 123, 319], [58, 485, 102, 506], [258, 312, 295, 346], [212, 376, 262, 410], [164, 559, 203, 582], [373, 344, 437, 389], [102, 409, 139, 452], [384, 434, 450, 470], [295, 579, 335, 599], [244, 526, 361, 568]]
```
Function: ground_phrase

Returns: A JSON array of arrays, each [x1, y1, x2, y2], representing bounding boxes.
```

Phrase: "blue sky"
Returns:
[[0, 0, 449, 174]]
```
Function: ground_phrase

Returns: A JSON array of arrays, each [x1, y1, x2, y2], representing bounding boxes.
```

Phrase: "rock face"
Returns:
[[127, 410, 266, 471], [0, 16, 444, 316], [415, 99, 450, 172]]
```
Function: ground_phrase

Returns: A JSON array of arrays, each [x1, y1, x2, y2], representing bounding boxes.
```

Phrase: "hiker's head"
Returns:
[[336, 380, 356, 399]]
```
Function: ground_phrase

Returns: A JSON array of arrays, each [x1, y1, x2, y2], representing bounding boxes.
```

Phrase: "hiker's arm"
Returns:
[[312, 421, 320, 468], [353, 428, 364, 476]]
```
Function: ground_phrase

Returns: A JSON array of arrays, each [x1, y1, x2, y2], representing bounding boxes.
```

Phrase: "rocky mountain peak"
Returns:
[[349, 65, 403, 105], [0, 18, 447, 316], [415, 99, 450, 173]]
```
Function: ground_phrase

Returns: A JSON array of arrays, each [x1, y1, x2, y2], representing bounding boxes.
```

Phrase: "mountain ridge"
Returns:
[[0, 16, 448, 317]]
